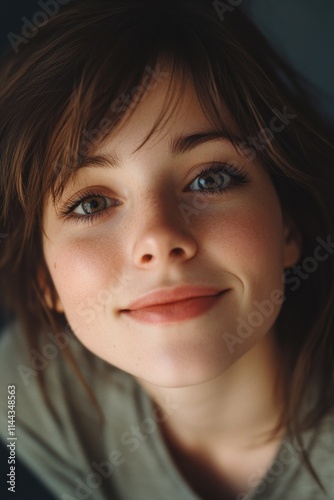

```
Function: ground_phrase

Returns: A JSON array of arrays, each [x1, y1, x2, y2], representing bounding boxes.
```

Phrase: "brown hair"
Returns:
[[0, 0, 334, 489]]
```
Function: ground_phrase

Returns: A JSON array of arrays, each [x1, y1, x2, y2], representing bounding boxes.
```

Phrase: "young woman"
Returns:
[[0, 1, 333, 499]]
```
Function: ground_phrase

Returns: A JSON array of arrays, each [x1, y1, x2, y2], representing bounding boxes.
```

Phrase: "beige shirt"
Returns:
[[0, 321, 333, 499]]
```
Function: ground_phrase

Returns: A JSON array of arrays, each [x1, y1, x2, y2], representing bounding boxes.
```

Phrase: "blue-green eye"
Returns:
[[189, 164, 250, 195], [73, 195, 109, 215], [190, 170, 231, 191], [60, 191, 120, 223]]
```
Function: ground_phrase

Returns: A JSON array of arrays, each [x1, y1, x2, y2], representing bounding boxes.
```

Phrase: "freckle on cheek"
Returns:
[[53, 244, 114, 293]]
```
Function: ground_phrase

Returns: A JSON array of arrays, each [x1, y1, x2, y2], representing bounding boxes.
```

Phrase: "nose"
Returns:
[[131, 196, 197, 268]]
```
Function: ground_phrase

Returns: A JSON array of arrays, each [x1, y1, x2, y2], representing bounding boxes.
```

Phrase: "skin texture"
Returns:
[[43, 73, 301, 495]]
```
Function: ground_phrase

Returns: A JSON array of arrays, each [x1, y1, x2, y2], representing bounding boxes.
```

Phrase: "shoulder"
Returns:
[[0, 319, 139, 423], [240, 402, 334, 500], [309, 409, 334, 488], [0, 321, 138, 499], [0, 321, 32, 395], [264, 411, 334, 500], [0, 320, 91, 395]]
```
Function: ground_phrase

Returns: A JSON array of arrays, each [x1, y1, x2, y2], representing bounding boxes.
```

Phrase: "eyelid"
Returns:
[[186, 162, 250, 192], [58, 162, 250, 223], [72, 194, 115, 215], [58, 189, 121, 218]]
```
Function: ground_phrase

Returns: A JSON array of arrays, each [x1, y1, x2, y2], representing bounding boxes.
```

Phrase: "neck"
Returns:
[[137, 330, 286, 452]]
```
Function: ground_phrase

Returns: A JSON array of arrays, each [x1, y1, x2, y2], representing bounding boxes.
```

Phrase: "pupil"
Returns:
[[200, 173, 225, 189], [90, 200, 99, 209], [83, 197, 105, 214], [206, 176, 215, 186]]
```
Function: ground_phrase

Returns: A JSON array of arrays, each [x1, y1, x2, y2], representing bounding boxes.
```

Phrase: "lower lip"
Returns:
[[121, 292, 225, 325]]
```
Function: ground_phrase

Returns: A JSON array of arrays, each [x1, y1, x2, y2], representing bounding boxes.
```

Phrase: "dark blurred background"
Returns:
[[2, 0, 333, 121], [0, 0, 333, 498]]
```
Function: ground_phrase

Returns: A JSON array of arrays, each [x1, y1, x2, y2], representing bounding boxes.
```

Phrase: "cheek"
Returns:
[[202, 194, 285, 298], [43, 236, 124, 312], [206, 203, 283, 264]]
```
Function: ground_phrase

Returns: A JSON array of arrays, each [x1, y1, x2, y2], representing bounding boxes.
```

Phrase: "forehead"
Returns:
[[92, 69, 239, 159], [50, 61, 242, 201]]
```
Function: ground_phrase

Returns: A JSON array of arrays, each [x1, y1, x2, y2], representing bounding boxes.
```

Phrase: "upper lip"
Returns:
[[121, 285, 224, 311]]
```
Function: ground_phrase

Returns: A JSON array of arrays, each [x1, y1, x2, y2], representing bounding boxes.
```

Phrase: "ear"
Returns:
[[37, 267, 64, 313], [44, 289, 64, 314], [282, 214, 302, 268]]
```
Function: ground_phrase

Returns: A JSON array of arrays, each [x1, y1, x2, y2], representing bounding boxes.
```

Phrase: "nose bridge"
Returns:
[[131, 188, 197, 266], [142, 187, 177, 223]]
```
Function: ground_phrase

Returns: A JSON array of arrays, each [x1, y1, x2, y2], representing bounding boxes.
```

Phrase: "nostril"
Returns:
[[142, 254, 153, 263], [172, 247, 184, 256]]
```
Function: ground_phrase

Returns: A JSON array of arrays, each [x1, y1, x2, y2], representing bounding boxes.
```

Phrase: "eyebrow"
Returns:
[[76, 130, 243, 170], [169, 130, 242, 155]]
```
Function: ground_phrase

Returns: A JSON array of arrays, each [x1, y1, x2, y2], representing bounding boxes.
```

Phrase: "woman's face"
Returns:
[[43, 75, 300, 387]]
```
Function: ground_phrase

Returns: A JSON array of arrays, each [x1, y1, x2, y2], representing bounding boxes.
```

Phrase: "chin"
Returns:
[[134, 355, 235, 389]]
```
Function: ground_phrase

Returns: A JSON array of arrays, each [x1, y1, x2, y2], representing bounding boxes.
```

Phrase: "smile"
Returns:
[[121, 291, 226, 325]]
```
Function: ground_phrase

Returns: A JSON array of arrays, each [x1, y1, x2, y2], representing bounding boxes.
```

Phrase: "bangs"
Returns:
[[1, 2, 334, 462], [0, 0, 311, 220], [47, 53, 247, 204]]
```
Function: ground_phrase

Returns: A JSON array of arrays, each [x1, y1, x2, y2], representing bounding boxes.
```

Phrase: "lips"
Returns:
[[120, 285, 226, 324]]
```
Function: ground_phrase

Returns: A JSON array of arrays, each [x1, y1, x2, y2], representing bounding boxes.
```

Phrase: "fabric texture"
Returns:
[[0, 322, 333, 500]]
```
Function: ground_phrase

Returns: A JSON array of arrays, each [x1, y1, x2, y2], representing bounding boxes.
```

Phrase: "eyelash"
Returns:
[[193, 163, 250, 196], [60, 163, 250, 224], [59, 189, 117, 225]]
